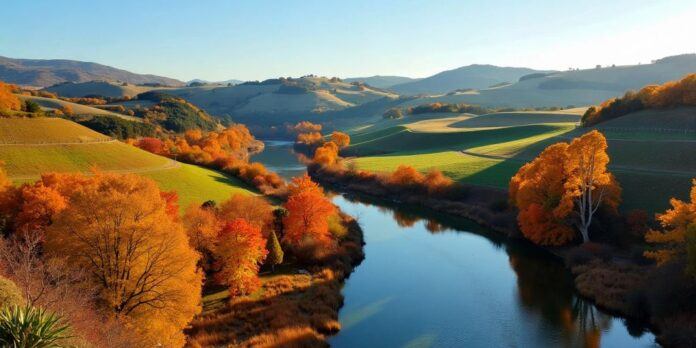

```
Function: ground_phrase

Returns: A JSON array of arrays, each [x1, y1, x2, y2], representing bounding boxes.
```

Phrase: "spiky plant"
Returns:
[[0, 305, 71, 348]]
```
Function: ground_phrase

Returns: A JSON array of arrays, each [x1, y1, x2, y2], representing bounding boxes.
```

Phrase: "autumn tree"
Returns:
[[218, 194, 274, 233], [265, 230, 284, 271], [61, 105, 74, 116], [183, 203, 221, 257], [44, 173, 202, 347], [645, 179, 696, 273], [283, 175, 336, 249], [137, 137, 165, 154], [330, 131, 350, 148], [509, 131, 620, 245], [561, 130, 621, 243], [0, 82, 21, 111], [312, 141, 339, 166], [510, 143, 576, 246], [213, 218, 267, 296]]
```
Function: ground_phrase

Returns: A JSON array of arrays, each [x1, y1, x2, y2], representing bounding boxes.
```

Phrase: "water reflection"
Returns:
[[332, 192, 655, 348]]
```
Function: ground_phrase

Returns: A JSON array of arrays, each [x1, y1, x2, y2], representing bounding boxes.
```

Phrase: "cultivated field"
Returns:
[[348, 110, 695, 213], [0, 117, 255, 208]]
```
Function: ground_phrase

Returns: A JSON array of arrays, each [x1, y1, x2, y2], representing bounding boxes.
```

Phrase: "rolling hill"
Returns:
[[16, 95, 140, 121], [43, 81, 161, 98], [0, 56, 184, 87], [346, 108, 695, 213], [0, 117, 255, 209], [344, 76, 420, 89], [390, 64, 550, 95], [399, 54, 696, 109]]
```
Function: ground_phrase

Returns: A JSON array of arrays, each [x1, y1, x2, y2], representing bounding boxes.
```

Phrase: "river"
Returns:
[[253, 141, 657, 348]]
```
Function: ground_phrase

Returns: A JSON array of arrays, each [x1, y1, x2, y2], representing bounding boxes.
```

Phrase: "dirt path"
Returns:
[[459, 150, 696, 177], [7, 158, 181, 181]]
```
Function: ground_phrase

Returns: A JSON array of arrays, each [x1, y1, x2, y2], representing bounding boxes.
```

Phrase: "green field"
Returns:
[[348, 110, 695, 213], [0, 117, 256, 208]]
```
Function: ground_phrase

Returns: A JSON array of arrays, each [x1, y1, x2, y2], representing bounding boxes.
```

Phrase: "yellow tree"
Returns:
[[561, 130, 621, 243], [645, 179, 696, 270], [44, 173, 202, 347]]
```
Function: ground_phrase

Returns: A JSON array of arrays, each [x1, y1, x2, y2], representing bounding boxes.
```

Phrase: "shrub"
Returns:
[[0, 277, 24, 308], [0, 305, 71, 348]]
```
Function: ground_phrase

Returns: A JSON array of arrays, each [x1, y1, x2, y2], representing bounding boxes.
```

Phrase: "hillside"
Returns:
[[399, 54, 696, 109], [344, 76, 420, 89], [0, 117, 255, 208], [0, 56, 184, 87], [346, 109, 694, 213], [390, 64, 550, 95], [44, 81, 160, 98], [17, 95, 140, 120]]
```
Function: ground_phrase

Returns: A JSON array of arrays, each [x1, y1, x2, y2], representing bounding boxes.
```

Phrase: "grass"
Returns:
[[0, 118, 256, 209], [347, 110, 696, 213], [17, 95, 139, 121], [142, 164, 256, 209], [0, 118, 110, 143]]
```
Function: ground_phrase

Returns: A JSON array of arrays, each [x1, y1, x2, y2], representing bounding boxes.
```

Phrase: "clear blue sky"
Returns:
[[2, 0, 695, 81]]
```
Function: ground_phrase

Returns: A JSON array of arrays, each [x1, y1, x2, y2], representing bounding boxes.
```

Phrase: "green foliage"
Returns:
[[0, 305, 71, 348], [156, 99, 218, 132], [265, 230, 284, 269], [22, 100, 41, 113], [76, 116, 156, 139], [0, 277, 24, 308]]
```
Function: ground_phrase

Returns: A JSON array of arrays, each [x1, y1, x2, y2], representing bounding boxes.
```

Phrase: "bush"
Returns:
[[77, 116, 156, 139], [0, 305, 71, 347], [0, 277, 24, 308], [23, 100, 41, 113]]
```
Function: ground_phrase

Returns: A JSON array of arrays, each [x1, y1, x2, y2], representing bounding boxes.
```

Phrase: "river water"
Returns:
[[253, 141, 657, 348]]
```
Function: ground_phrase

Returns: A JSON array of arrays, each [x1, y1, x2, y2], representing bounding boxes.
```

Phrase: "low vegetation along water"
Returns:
[[254, 142, 657, 347]]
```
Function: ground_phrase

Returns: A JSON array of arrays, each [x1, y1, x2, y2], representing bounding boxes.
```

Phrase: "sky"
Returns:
[[1, 0, 695, 82]]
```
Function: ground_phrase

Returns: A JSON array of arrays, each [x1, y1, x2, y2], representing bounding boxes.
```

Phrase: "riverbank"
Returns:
[[308, 163, 694, 347], [186, 212, 365, 347]]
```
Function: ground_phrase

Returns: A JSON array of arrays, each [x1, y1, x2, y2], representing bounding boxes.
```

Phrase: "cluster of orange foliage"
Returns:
[[184, 194, 274, 296], [132, 126, 285, 194], [509, 131, 621, 246], [0, 81, 21, 111], [644, 179, 696, 271], [283, 175, 338, 254], [583, 73, 696, 126], [310, 131, 351, 166], [0, 170, 202, 346]]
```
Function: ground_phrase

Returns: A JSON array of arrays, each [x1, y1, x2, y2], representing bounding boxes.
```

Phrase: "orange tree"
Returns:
[[510, 131, 621, 245], [645, 179, 696, 275], [330, 131, 350, 148], [283, 174, 336, 249], [43, 173, 202, 347], [213, 218, 267, 296], [0, 81, 21, 111]]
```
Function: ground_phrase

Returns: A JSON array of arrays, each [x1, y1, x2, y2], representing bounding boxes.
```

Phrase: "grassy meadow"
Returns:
[[347, 109, 695, 213], [0, 117, 256, 208]]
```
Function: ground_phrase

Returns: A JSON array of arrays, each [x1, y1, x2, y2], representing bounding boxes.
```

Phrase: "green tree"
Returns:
[[23, 100, 41, 113], [266, 230, 284, 271]]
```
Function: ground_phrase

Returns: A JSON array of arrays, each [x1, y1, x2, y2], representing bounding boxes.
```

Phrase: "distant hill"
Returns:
[[187, 78, 244, 86], [344, 76, 420, 89], [0, 56, 184, 87], [399, 54, 696, 109], [390, 64, 550, 95]]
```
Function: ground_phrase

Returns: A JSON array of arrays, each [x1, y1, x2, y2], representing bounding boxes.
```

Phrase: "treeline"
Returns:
[[582, 73, 696, 126], [131, 126, 286, 195]]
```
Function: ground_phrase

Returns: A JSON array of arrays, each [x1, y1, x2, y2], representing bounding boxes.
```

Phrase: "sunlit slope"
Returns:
[[17, 95, 140, 121], [44, 81, 160, 98], [347, 110, 695, 212], [0, 118, 255, 207]]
